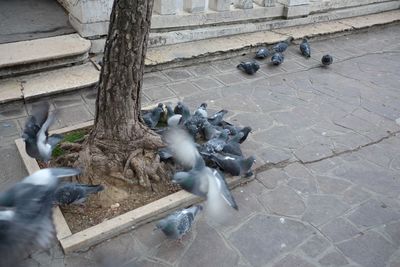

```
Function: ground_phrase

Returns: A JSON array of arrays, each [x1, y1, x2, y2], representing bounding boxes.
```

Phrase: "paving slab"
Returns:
[[0, 78, 23, 103]]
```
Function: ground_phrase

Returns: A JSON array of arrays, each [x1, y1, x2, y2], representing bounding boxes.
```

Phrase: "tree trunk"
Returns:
[[77, 0, 168, 201]]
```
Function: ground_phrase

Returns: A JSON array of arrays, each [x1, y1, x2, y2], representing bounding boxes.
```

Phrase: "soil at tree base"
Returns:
[[41, 128, 181, 234]]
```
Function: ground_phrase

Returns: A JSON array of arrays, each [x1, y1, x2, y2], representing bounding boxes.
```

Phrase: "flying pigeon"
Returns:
[[155, 205, 202, 240], [0, 168, 80, 265], [300, 38, 311, 58], [271, 52, 284, 65], [22, 103, 63, 162], [237, 61, 260, 75], [54, 183, 104, 206], [170, 130, 238, 211], [165, 128, 200, 169], [209, 153, 255, 177], [208, 109, 228, 126], [273, 37, 293, 53], [143, 103, 164, 128], [321, 54, 333, 66], [255, 47, 270, 59]]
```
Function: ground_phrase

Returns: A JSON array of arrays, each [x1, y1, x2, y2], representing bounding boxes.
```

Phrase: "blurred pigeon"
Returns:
[[273, 37, 293, 53], [165, 128, 200, 169], [170, 130, 238, 211], [36, 112, 63, 163], [54, 183, 104, 206], [22, 103, 63, 162], [209, 153, 255, 177], [321, 54, 333, 66], [208, 109, 228, 126], [143, 103, 164, 128], [237, 61, 260, 75], [255, 47, 270, 59], [300, 38, 311, 58], [0, 168, 80, 265], [271, 52, 284, 65], [155, 205, 202, 240], [194, 103, 208, 118]]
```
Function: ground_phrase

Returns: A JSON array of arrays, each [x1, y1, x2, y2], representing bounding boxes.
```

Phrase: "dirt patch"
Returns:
[[41, 127, 180, 234]]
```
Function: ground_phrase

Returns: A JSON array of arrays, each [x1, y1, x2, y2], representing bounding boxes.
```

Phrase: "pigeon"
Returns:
[[300, 38, 311, 58], [158, 147, 174, 162], [194, 103, 208, 118], [143, 103, 164, 128], [222, 132, 244, 156], [170, 130, 238, 211], [208, 109, 228, 126], [22, 103, 63, 162], [321, 54, 333, 66], [222, 125, 252, 143], [273, 37, 293, 53], [237, 61, 260, 75], [203, 129, 229, 154], [174, 102, 191, 121], [255, 47, 270, 59], [201, 121, 224, 141], [54, 183, 104, 206], [165, 128, 200, 169], [155, 205, 202, 240], [0, 168, 80, 265], [271, 52, 284, 65], [209, 153, 256, 177]]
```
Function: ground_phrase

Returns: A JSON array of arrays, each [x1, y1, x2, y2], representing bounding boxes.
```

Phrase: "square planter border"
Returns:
[[15, 120, 249, 253]]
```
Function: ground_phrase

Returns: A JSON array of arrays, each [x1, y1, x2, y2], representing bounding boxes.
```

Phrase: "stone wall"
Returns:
[[57, 0, 400, 53]]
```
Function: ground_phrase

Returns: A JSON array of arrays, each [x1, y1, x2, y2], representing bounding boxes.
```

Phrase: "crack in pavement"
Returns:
[[255, 130, 400, 174]]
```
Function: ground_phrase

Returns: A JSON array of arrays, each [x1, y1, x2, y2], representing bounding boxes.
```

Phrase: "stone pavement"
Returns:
[[0, 24, 400, 266]]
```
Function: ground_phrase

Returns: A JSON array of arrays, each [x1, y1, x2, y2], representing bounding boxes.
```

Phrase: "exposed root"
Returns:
[[60, 142, 83, 152]]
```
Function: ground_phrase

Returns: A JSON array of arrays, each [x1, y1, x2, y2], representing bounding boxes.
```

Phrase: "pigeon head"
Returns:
[[200, 103, 207, 109], [155, 218, 175, 236], [172, 172, 194, 189], [301, 38, 308, 43]]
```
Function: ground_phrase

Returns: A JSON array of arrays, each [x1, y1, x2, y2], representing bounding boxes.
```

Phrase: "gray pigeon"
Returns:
[[273, 37, 293, 53], [255, 47, 270, 59], [209, 153, 255, 177], [143, 103, 164, 128], [174, 102, 191, 121], [300, 38, 311, 58], [0, 168, 80, 265], [201, 121, 224, 141], [155, 205, 202, 240], [271, 52, 284, 65], [222, 132, 244, 156], [203, 129, 229, 154], [208, 109, 228, 126], [194, 103, 208, 118], [321, 54, 333, 66], [237, 61, 260, 75], [221, 125, 252, 143], [54, 183, 104, 205], [22, 103, 63, 162]]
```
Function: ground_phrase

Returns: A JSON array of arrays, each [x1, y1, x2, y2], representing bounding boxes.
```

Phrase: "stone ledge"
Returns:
[[15, 120, 250, 253], [0, 34, 91, 78], [145, 10, 400, 71]]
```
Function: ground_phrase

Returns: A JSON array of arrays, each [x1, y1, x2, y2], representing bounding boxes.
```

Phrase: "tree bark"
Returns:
[[77, 0, 168, 198]]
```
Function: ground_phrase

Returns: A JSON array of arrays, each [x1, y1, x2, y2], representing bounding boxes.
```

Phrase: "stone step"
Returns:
[[144, 9, 400, 71], [0, 34, 91, 78], [0, 62, 99, 103]]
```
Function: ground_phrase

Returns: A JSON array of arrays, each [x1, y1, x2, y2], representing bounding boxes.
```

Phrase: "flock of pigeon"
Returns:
[[0, 103, 104, 265], [144, 101, 255, 240], [237, 37, 333, 75], [0, 99, 254, 264]]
